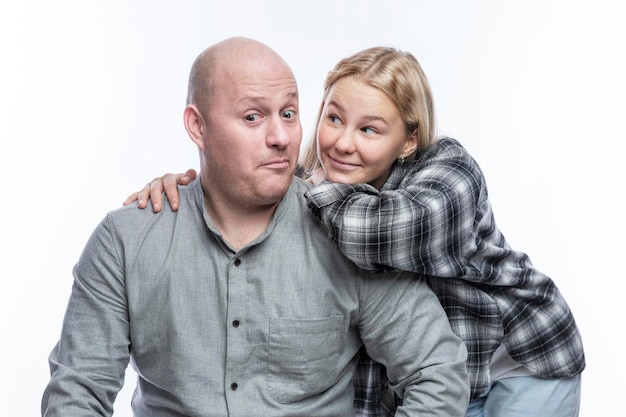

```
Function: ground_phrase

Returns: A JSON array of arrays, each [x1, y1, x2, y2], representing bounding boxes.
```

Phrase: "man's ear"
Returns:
[[184, 104, 205, 150]]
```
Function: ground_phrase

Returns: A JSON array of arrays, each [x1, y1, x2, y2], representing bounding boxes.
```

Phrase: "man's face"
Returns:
[[200, 60, 302, 208]]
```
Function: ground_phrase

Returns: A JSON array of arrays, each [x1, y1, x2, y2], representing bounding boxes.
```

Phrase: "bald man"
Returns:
[[42, 37, 469, 417]]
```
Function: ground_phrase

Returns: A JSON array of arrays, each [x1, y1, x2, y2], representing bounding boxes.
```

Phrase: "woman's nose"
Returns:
[[334, 129, 356, 153]]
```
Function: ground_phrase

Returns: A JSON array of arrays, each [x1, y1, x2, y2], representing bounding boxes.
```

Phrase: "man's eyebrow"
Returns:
[[237, 90, 298, 105], [237, 96, 265, 105]]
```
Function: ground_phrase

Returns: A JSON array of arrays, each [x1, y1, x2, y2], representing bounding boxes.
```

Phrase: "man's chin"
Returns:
[[258, 178, 293, 202]]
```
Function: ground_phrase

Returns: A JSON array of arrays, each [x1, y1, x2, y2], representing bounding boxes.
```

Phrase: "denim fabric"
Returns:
[[465, 374, 581, 417]]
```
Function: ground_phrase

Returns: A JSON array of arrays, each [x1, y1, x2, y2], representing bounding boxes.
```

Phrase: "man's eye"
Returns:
[[282, 110, 296, 119], [245, 114, 260, 122]]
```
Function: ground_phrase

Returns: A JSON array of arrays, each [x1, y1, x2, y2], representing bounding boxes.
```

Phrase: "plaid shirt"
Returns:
[[305, 137, 585, 403], [352, 348, 400, 416]]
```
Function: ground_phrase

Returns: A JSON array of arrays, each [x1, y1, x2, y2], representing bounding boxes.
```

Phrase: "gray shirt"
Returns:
[[42, 177, 469, 417]]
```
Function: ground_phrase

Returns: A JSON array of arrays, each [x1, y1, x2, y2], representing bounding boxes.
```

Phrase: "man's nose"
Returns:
[[266, 116, 292, 148]]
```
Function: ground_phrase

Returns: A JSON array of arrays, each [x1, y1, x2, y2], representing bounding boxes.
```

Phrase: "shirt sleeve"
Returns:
[[304, 142, 485, 279], [359, 271, 470, 416], [42, 215, 130, 417]]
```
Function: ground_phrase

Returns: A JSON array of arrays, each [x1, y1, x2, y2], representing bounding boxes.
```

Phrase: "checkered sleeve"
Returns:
[[353, 347, 399, 417], [304, 140, 482, 280]]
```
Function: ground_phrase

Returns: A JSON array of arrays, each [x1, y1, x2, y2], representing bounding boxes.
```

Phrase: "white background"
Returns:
[[1, 1, 624, 415]]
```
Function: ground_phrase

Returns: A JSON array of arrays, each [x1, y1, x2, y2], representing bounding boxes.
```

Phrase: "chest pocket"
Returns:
[[267, 315, 344, 403]]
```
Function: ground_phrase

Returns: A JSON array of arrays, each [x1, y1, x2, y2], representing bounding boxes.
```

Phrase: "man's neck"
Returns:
[[202, 186, 280, 251]]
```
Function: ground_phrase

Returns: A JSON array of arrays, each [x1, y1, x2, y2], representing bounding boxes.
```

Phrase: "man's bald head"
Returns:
[[186, 37, 294, 113], [182, 36, 302, 214]]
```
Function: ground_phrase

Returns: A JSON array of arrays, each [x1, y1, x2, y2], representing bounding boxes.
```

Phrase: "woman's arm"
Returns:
[[304, 140, 486, 279], [123, 169, 197, 212]]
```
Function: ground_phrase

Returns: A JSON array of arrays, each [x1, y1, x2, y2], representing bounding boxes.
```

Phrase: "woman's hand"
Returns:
[[123, 168, 197, 212]]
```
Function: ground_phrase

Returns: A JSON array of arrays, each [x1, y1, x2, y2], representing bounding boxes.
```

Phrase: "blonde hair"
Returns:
[[300, 47, 437, 176]]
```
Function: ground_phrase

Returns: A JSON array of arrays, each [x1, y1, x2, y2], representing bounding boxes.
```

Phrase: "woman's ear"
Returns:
[[184, 105, 205, 150], [402, 128, 419, 158]]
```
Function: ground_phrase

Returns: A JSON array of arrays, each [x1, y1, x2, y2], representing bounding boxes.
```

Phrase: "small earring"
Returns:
[[398, 155, 406, 164]]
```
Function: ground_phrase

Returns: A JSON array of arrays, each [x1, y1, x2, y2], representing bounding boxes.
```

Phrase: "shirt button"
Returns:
[[234, 258, 241, 266], [232, 320, 240, 328], [231, 382, 238, 390]]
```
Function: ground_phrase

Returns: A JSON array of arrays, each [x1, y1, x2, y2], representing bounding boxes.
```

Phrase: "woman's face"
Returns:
[[316, 77, 417, 189]]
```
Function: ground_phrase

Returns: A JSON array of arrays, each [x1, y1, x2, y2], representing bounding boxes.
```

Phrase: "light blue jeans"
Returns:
[[465, 374, 581, 417]]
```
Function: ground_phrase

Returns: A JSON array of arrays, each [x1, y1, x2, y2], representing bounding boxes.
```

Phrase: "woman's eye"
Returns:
[[329, 115, 341, 124], [245, 114, 260, 122], [362, 126, 377, 135]]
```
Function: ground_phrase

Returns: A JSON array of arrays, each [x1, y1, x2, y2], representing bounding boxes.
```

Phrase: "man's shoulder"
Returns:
[[106, 196, 176, 222], [289, 175, 313, 195], [276, 176, 313, 218], [104, 180, 201, 232]]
